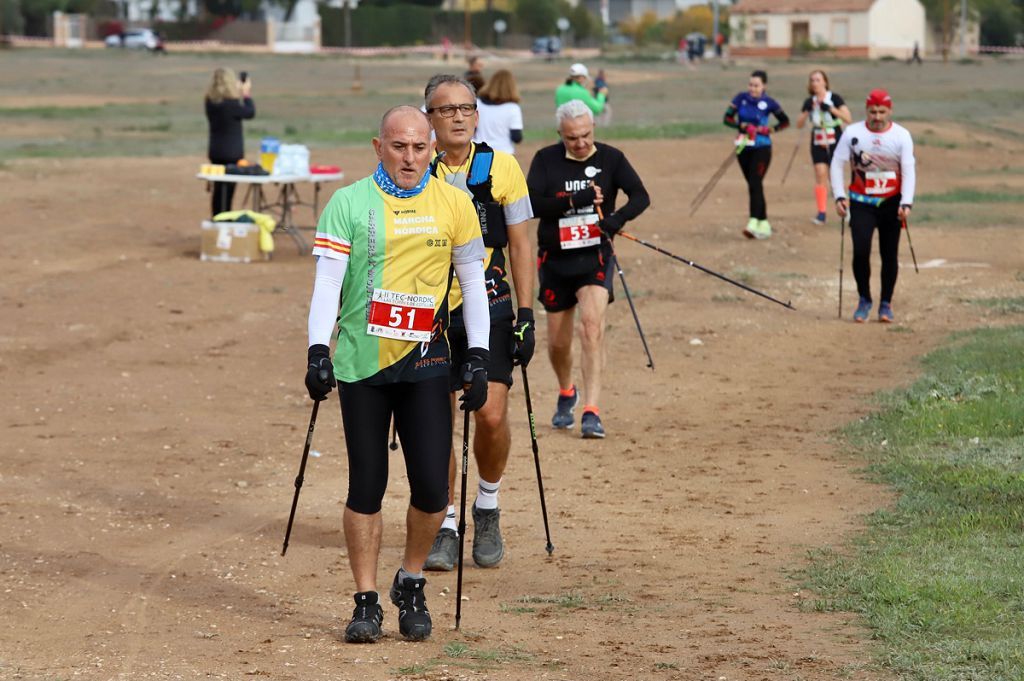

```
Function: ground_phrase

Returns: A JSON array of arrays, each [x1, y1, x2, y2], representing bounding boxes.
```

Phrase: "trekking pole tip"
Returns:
[[545, 542, 554, 555]]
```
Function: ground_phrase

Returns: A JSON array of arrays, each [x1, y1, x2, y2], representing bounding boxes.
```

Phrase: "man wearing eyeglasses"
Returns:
[[420, 74, 535, 573]]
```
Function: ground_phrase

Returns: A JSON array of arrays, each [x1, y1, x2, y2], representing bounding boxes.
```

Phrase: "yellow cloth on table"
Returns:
[[212, 210, 277, 254]]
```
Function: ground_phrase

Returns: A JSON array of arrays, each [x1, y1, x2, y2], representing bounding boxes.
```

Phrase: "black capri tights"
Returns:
[[338, 376, 452, 515], [850, 198, 902, 304], [737, 146, 772, 220]]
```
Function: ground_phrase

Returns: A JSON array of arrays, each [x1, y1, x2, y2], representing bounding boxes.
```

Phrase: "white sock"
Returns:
[[441, 505, 458, 533], [475, 477, 501, 510]]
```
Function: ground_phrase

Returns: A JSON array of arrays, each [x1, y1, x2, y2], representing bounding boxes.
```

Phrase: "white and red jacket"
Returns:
[[830, 120, 916, 206]]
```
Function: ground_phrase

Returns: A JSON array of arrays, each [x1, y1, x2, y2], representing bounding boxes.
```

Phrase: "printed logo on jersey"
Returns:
[[584, 166, 601, 178], [757, 101, 767, 110], [565, 179, 591, 192]]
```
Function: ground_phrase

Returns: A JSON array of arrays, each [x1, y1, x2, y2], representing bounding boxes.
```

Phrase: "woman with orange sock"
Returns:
[[795, 70, 851, 225]]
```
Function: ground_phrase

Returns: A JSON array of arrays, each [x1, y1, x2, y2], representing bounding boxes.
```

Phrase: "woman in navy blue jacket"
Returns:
[[723, 70, 789, 239]]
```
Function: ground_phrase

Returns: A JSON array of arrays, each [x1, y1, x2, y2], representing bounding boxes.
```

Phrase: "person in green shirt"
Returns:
[[554, 63, 607, 115]]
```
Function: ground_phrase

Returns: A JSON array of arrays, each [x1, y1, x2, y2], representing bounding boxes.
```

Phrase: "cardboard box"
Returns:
[[200, 221, 267, 263]]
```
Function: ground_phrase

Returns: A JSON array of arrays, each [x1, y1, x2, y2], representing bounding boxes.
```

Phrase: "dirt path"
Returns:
[[1, 133, 1021, 680]]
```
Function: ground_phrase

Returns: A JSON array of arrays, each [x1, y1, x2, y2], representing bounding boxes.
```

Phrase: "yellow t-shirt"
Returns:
[[432, 143, 533, 321]]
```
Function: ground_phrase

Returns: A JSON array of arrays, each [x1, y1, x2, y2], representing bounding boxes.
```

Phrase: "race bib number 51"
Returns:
[[367, 289, 435, 342], [558, 215, 602, 250]]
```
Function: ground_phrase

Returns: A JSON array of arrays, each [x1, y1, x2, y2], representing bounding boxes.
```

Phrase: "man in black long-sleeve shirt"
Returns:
[[526, 99, 650, 439]]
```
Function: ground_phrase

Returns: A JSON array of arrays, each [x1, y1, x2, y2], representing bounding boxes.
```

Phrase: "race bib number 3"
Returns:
[[367, 289, 435, 342], [558, 215, 602, 250]]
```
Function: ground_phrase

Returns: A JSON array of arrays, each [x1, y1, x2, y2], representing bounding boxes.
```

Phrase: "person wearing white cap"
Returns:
[[555, 62, 607, 115]]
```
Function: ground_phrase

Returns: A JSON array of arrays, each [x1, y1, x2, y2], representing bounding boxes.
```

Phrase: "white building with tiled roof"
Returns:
[[729, 0, 926, 59]]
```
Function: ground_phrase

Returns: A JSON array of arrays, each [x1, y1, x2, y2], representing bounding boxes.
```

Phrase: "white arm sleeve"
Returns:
[[307, 255, 347, 347], [900, 128, 916, 205], [830, 132, 852, 199], [452, 258, 489, 351]]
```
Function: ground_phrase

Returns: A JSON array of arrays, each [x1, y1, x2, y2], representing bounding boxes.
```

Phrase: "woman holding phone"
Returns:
[[204, 67, 255, 216]]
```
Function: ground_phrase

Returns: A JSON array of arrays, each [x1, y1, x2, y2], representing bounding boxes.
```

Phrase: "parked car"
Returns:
[[531, 36, 562, 56], [104, 28, 163, 52]]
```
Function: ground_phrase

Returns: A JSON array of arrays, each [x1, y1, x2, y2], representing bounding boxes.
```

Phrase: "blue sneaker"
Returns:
[[552, 387, 578, 429], [581, 411, 606, 439], [854, 298, 872, 323], [812, 212, 827, 225], [878, 302, 895, 323]]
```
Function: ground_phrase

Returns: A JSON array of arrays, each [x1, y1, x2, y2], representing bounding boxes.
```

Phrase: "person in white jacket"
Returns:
[[831, 88, 916, 323]]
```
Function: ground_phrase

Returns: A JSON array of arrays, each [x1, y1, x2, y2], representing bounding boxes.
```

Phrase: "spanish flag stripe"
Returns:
[[314, 239, 351, 254]]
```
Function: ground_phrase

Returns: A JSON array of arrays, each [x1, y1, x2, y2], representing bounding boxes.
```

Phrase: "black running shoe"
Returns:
[[389, 571, 432, 641], [344, 591, 383, 643]]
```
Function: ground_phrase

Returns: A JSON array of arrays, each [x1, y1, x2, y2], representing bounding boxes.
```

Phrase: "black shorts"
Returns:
[[810, 140, 839, 165], [537, 244, 615, 313], [448, 320, 515, 391], [338, 376, 451, 515]]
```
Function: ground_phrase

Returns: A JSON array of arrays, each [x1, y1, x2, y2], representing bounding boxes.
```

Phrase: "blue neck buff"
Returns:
[[373, 162, 429, 198]]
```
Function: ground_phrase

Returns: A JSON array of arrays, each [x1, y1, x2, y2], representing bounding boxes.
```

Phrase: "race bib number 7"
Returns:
[[558, 214, 602, 250], [367, 289, 435, 342]]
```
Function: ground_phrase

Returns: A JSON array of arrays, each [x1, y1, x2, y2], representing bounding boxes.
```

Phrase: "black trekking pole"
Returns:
[[618, 231, 795, 310], [598, 205, 654, 369], [690, 147, 736, 217], [838, 214, 846, 319], [454, 407, 471, 629], [389, 418, 399, 451], [901, 217, 920, 274], [611, 249, 655, 369], [281, 398, 322, 557], [520, 366, 554, 555], [780, 137, 801, 186]]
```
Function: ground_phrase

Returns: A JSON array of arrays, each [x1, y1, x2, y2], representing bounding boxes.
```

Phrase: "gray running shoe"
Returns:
[[551, 387, 578, 429], [471, 504, 505, 568], [581, 411, 606, 439], [424, 527, 459, 572], [344, 591, 383, 643], [389, 571, 432, 641]]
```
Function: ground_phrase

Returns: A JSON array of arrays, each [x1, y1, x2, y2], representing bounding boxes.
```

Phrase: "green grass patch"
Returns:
[[918, 189, 1024, 204], [523, 120, 720, 143], [968, 297, 1024, 315], [0, 105, 104, 119], [801, 325, 1024, 681], [518, 591, 586, 609]]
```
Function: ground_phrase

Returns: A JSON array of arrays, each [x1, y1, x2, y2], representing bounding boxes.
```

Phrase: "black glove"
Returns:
[[305, 344, 336, 401], [571, 186, 596, 209], [458, 348, 489, 412], [598, 213, 624, 237], [511, 307, 535, 368]]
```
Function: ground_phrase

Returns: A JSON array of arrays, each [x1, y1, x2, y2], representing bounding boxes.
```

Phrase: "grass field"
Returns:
[[804, 324, 1024, 680], [1, 49, 1023, 161]]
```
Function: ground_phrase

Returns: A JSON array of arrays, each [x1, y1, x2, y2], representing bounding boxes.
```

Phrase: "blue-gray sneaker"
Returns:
[[853, 297, 872, 323], [878, 301, 895, 323], [471, 504, 504, 568], [552, 386, 578, 429], [580, 411, 605, 439]]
